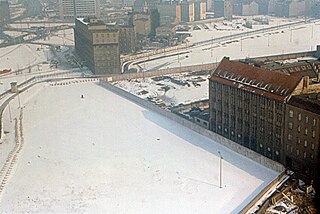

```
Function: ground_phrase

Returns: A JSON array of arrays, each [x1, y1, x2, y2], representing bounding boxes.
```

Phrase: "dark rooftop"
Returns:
[[210, 57, 302, 101], [288, 93, 320, 115]]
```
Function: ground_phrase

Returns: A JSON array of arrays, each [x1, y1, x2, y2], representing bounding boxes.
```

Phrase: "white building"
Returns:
[[59, 0, 100, 20]]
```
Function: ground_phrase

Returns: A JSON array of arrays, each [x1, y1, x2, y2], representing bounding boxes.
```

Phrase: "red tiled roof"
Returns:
[[210, 57, 302, 101]]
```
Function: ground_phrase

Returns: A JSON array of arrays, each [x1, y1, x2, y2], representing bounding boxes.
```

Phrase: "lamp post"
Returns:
[[218, 151, 223, 188]]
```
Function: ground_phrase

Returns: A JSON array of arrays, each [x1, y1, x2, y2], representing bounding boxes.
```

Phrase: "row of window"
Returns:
[[286, 144, 315, 160], [287, 136, 315, 149], [288, 110, 317, 126], [287, 127, 316, 138]]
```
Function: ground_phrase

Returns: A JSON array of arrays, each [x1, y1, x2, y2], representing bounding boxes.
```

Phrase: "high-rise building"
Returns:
[[176, 0, 195, 22], [0, 0, 10, 23], [59, 0, 100, 20], [74, 18, 121, 75], [214, 0, 232, 19], [194, 0, 207, 21]]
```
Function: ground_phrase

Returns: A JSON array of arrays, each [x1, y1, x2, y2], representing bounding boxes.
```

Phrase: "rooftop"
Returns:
[[263, 60, 320, 79], [210, 57, 302, 101], [288, 93, 320, 115]]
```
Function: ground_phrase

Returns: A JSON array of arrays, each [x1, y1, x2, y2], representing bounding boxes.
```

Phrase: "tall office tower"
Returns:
[[0, 0, 10, 23], [59, 0, 100, 20]]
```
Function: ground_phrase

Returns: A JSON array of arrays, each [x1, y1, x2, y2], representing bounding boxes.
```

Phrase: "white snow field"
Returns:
[[0, 82, 279, 213], [141, 21, 320, 71]]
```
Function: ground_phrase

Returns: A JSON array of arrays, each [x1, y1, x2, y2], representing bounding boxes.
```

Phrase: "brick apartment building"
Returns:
[[285, 93, 320, 180], [209, 57, 320, 180]]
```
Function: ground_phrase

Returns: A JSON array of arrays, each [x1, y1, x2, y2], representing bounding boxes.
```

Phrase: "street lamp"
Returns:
[[218, 151, 223, 188]]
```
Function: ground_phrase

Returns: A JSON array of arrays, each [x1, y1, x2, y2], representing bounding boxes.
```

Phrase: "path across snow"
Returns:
[[0, 82, 279, 213]]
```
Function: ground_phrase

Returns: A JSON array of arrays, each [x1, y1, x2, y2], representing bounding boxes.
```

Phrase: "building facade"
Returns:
[[284, 93, 320, 181], [0, 0, 10, 23], [209, 57, 302, 162], [74, 18, 120, 75], [59, 0, 100, 20], [106, 24, 136, 54], [194, 0, 207, 21]]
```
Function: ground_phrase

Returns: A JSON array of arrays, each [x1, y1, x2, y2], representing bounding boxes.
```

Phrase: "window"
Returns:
[[303, 152, 306, 158], [275, 151, 279, 156], [296, 149, 300, 155], [311, 144, 314, 150], [297, 138, 301, 145], [313, 119, 316, 126], [260, 144, 263, 148], [311, 154, 314, 160], [305, 128, 308, 136], [306, 116, 309, 123], [288, 134, 292, 140], [298, 113, 301, 121], [288, 122, 293, 130], [304, 140, 308, 148], [289, 110, 293, 118], [297, 125, 301, 132], [312, 130, 316, 138]]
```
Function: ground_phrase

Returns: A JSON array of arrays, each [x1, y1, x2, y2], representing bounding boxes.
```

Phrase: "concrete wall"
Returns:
[[104, 63, 217, 82], [99, 80, 285, 173]]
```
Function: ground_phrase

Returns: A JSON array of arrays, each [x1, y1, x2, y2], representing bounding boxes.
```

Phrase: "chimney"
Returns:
[[303, 76, 309, 89]]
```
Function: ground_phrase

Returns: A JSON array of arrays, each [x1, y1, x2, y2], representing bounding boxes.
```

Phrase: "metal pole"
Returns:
[[8, 103, 12, 123], [18, 92, 21, 109], [218, 151, 223, 188]]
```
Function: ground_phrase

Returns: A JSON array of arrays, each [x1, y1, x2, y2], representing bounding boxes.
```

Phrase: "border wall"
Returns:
[[99, 80, 285, 173]]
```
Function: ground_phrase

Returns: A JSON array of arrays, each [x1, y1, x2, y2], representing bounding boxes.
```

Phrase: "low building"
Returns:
[[156, 25, 176, 37], [74, 18, 121, 75]]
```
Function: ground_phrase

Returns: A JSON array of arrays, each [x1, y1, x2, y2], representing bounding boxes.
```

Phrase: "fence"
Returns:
[[99, 80, 285, 173]]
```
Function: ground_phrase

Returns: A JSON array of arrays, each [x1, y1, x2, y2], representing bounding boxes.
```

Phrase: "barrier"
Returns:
[[99, 80, 285, 173]]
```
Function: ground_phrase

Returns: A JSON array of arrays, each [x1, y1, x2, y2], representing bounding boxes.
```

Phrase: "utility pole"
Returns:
[[218, 151, 223, 188], [211, 36, 213, 57]]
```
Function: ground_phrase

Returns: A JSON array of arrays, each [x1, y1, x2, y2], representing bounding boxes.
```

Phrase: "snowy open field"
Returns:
[[140, 21, 320, 71], [0, 82, 279, 213], [0, 44, 50, 72]]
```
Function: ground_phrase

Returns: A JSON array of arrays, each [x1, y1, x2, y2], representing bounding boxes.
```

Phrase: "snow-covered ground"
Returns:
[[0, 82, 279, 213], [35, 28, 74, 46], [114, 73, 209, 105], [140, 21, 320, 71], [0, 44, 51, 72]]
